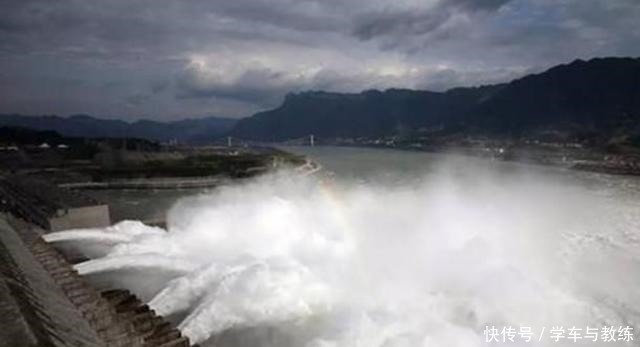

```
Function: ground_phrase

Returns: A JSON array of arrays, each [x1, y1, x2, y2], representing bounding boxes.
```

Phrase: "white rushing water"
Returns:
[[46, 147, 640, 346]]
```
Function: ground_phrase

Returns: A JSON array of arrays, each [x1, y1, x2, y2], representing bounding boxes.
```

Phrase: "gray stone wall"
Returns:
[[49, 205, 111, 231], [0, 215, 193, 347], [0, 216, 106, 347]]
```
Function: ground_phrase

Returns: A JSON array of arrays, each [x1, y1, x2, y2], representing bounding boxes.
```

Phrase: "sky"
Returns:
[[0, 0, 639, 121]]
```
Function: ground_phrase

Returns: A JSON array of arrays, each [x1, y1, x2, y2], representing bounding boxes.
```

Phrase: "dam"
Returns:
[[0, 176, 194, 347]]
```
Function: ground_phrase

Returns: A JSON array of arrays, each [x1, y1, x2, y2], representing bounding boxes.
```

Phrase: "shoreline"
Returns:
[[289, 143, 640, 177], [58, 175, 230, 190], [58, 157, 322, 191]]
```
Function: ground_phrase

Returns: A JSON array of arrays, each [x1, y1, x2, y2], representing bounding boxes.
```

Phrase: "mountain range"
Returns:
[[1, 57, 639, 146], [233, 57, 640, 145], [0, 114, 237, 143]]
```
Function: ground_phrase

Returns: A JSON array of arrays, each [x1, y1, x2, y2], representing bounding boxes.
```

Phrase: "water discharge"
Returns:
[[43, 230, 133, 244], [46, 156, 640, 346], [75, 255, 197, 275]]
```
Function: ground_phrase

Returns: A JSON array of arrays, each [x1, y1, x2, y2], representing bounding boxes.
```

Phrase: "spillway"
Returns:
[[0, 213, 194, 347]]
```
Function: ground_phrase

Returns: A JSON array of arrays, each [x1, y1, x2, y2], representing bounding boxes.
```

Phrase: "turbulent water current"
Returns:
[[46, 147, 640, 346]]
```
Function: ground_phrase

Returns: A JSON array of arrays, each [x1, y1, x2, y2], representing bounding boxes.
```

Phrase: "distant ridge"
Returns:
[[3, 57, 639, 146], [232, 57, 640, 144], [0, 114, 237, 144]]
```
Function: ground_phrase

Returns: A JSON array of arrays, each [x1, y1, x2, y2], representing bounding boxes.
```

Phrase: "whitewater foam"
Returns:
[[46, 168, 640, 346]]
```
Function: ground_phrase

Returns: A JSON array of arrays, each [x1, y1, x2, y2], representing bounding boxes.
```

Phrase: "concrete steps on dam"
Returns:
[[0, 214, 193, 347]]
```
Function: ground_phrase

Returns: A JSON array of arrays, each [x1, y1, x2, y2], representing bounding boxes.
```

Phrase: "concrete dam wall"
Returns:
[[0, 214, 194, 347]]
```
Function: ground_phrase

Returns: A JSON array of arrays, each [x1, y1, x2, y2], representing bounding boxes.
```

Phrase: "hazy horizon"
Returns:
[[2, 55, 637, 123]]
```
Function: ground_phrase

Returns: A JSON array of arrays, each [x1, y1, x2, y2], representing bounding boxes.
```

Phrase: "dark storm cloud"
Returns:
[[352, 10, 449, 41], [450, 0, 512, 11], [1, 0, 639, 120], [352, 0, 513, 41]]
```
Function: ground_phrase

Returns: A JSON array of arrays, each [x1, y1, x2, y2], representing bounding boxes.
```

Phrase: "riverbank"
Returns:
[[58, 158, 321, 190], [59, 175, 230, 190], [298, 141, 640, 177]]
